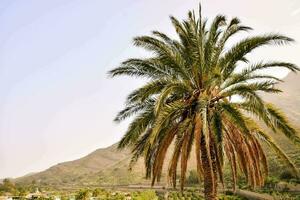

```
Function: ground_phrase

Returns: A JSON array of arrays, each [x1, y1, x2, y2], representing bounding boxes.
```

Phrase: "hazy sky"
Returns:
[[1, 0, 300, 179]]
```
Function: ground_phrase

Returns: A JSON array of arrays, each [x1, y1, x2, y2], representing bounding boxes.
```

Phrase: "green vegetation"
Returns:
[[1, 183, 299, 200], [72, 188, 247, 200], [109, 3, 300, 200], [73, 189, 159, 200], [0, 178, 38, 196], [132, 190, 159, 200], [167, 191, 204, 200], [0, 179, 16, 194], [75, 189, 91, 200], [186, 170, 200, 185]]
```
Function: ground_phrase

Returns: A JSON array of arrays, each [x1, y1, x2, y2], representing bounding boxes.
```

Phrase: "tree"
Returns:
[[92, 188, 102, 197], [75, 189, 90, 200], [0, 178, 16, 193], [109, 4, 300, 200]]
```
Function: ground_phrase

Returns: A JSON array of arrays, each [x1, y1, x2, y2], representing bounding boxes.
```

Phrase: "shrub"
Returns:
[[168, 191, 204, 200], [75, 189, 91, 200], [92, 188, 104, 197], [279, 170, 296, 180], [289, 178, 300, 184], [186, 170, 199, 185], [264, 176, 279, 190], [132, 190, 158, 200], [218, 195, 246, 200]]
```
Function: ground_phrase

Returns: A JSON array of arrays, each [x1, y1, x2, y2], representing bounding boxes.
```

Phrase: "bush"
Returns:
[[289, 178, 300, 184], [168, 191, 204, 200], [75, 189, 91, 200], [92, 188, 105, 197], [186, 170, 199, 185], [279, 170, 296, 180], [264, 176, 279, 190], [132, 190, 158, 200], [218, 194, 247, 200], [224, 190, 234, 195]]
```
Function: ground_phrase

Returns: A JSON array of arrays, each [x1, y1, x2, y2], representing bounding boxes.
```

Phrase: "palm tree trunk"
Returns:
[[210, 137, 218, 193], [208, 126, 219, 191], [194, 114, 204, 181], [200, 135, 217, 200]]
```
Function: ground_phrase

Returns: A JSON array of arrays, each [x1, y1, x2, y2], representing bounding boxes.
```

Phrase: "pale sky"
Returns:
[[0, 0, 300, 179]]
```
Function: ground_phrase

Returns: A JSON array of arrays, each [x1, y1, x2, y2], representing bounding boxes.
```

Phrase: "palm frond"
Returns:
[[118, 110, 153, 149], [220, 35, 294, 79], [256, 131, 299, 176], [266, 103, 300, 146], [110, 5, 299, 193]]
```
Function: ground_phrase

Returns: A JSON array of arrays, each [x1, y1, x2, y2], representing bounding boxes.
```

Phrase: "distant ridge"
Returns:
[[15, 144, 147, 187]]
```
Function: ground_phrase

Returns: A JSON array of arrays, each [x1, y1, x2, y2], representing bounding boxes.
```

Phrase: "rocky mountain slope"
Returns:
[[16, 144, 145, 187]]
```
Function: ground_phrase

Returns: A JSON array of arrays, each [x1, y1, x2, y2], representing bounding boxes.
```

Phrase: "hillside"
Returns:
[[264, 72, 300, 124], [15, 144, 146, 187], [15, 72, 300, 188]]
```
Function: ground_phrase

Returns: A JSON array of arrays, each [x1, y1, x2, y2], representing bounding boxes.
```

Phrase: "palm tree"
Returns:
[[108, 5, 300, 200]]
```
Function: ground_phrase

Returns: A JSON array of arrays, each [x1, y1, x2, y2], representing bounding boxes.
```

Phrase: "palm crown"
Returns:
[[109, 6, 300, 200]]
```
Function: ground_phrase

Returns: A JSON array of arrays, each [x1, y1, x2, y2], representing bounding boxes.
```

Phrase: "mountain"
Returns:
[[15, 72, 300, 188], [261, 72, 300, 172], [264, 72, 300, 123], [16, 144, 148, 188], [262, 72, 300, 147]]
